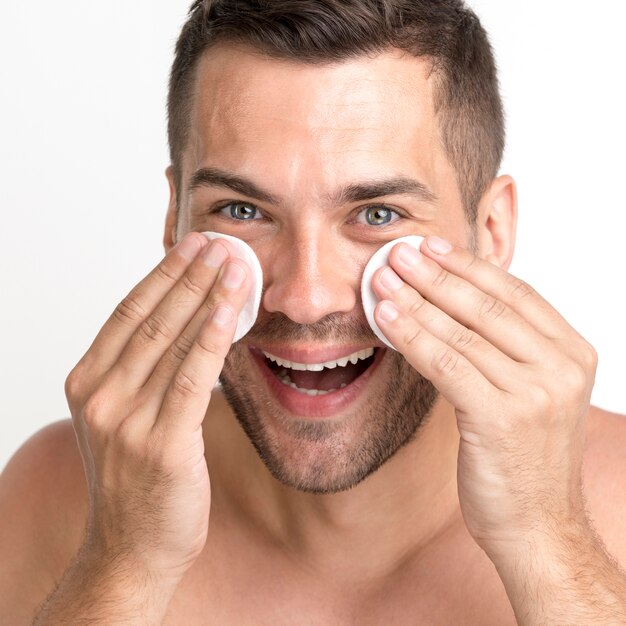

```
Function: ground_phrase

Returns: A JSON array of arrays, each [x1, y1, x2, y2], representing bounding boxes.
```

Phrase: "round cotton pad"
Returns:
[[201, 231, 263, 343], [361, 235, 425, 350]]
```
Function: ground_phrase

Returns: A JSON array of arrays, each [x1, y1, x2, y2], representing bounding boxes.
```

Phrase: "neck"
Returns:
[[205, 390, 462, 584]]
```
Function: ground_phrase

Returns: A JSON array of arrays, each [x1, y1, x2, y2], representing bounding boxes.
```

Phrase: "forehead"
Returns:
[[187, 44, 454, 204]]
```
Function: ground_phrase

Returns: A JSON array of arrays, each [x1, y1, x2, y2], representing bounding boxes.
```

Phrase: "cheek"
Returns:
[[422, 198, 471, 248]]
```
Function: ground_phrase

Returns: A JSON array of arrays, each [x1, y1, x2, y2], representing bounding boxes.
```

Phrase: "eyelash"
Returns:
[[355, 206, 402, 227], [212, 201, 261, 222], [210, 201, 403, 227]]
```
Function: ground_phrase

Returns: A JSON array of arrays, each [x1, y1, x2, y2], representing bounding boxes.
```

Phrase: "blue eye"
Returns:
[[219, 202, 260, 220], [358, 206, 399, 226]]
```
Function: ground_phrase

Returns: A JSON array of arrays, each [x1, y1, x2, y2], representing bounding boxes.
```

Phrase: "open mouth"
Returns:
[[262, 348, 379, 396]]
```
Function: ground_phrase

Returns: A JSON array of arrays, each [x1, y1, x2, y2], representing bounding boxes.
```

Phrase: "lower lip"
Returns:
[[249, 347, 386, 419]]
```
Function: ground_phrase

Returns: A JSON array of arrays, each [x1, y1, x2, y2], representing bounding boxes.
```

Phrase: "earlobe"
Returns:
[[163, 166, 179, 254], [477, 175, 518, 271]]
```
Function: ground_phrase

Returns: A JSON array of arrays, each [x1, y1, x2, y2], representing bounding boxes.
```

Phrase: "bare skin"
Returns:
[[2, 45, 626, 624], [2, 401, 626, 624]]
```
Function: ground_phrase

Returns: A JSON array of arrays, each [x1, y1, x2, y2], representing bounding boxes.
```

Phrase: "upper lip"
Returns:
[[249, 343, 384, 364]]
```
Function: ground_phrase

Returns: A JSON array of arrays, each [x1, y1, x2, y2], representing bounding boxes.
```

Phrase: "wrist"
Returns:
[[34, 541, 183, 626], [484, 513, 590, 567], [83, 527, 192, 587], [476, 486, 589, 565], [487, 519, 626, 626]]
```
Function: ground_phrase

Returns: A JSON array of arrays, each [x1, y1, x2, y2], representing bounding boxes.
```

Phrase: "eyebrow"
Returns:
[[188, 166, 438, 207], [334, 177, 437, 206], [189, 167, 281, 205]]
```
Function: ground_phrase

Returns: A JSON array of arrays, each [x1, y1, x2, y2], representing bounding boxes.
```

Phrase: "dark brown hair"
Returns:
[[168, 0, 504, 223]]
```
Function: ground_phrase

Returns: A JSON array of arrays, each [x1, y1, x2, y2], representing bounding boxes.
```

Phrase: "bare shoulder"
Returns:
[[583, 405, 626, 567], [0, 419, 88, 625]]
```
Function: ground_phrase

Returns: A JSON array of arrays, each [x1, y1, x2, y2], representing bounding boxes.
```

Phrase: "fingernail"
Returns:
[[221, 262, 246, 290], [212, 305, 234, 326], [175, 233, 204, 261], [378, 300, 399, 322], [427, 236, 453, 255], [397, 243, 422, 266], [379, 267, 404, 291], [203, 241, 230, 268]]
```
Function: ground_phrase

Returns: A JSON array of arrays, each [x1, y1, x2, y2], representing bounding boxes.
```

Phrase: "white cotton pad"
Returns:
[[361, 235, 425, 350], [201, 231, 263, 342]]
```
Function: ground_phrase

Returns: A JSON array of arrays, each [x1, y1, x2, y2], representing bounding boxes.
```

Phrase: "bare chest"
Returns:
[[162, 539, 517, 626]]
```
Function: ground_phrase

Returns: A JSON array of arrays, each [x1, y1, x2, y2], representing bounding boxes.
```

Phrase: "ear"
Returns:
[[475, 175, 518, 271], [163, 165, 179, 254]]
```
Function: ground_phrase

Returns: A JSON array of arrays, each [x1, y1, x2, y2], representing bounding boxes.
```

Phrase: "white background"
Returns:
[[1, 1, 624, 471]]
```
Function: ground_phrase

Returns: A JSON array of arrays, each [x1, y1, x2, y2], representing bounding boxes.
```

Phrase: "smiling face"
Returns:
[[168, 44, 476, 493]]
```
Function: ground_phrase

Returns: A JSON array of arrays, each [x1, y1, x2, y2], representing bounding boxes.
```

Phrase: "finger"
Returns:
[[142, 256, 253, 405], [373, 298, 499, 416], [372, 265, 518, 390], [420, 236, 586, 347], [387, 241, 560, 365], [153, 301, 239, 434], [113, 239, 248, 389], [75, 254, 251, 438], [78, 232, 209, 379]]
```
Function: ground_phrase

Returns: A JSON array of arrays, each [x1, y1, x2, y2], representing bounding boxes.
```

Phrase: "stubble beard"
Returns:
[[219, 311, 439, 495]]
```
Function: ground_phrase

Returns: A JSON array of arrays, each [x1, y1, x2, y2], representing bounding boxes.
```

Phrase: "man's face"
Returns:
[[177, 44, 471, 494]]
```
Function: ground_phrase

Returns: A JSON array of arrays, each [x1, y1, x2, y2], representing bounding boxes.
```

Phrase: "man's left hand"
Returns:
[[371, 235, 598, 557]]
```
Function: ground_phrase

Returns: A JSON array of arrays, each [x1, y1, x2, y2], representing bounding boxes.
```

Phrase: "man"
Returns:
[[2, 0, 626, 623]]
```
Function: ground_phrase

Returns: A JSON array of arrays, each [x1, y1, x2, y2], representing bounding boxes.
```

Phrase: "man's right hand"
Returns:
[[64, 232, 252, 584]]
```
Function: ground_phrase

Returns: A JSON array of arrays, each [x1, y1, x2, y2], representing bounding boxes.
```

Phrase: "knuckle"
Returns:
[[431, 267, 449, 289], [403, 326, 424, 349], [462, 255, 480, 275], [478, 296, 507, 322], [195, 333, 223, 359], [65, 366, 85, 403], [580, 342, 598, 371], [200, 299, 216, 316], [169, 332, 195, 363], [434, 349, 460, 375], [113, 295, 147, 326], [155, 260, 179, 285], [507, 277, 535, 302], [172, 369, 201, 397], [527, 384, 552, 413], [181, 273, 206, 297], [138, 314, 172, 343], [560, 361, 588, 394], [81, 391, 110, 431], [407, 297, 426, 318], [447, 325, 475, 352], [114, 417, 145, 458]]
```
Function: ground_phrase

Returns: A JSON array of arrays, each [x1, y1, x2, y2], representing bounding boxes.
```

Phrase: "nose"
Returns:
[[261, 228, 358, 325]]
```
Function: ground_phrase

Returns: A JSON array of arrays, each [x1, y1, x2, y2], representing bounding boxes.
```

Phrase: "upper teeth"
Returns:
[[262, 347, 375, 371]]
